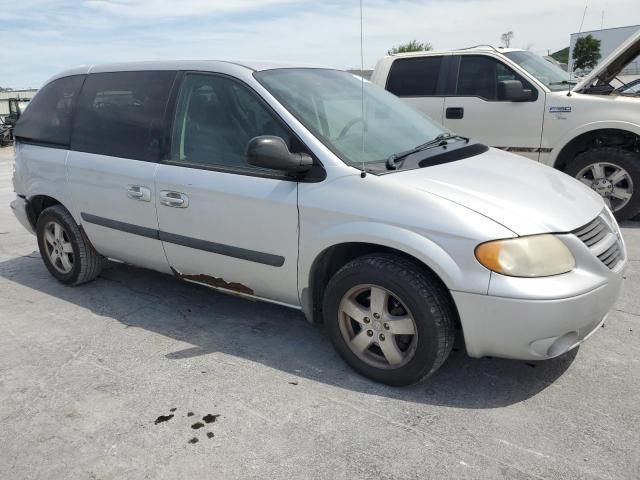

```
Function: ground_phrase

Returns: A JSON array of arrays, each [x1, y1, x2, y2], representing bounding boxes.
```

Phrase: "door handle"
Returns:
[[160, 190, 189, 208], [446, 107, 464, 119], [126, 185, 151, 202]]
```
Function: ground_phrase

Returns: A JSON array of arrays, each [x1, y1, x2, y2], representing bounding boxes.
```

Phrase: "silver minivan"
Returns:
[[10, 61, 626, 385]]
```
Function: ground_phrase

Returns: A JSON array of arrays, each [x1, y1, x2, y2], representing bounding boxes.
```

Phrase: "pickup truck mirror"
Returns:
[[245, 136, 313, 174], [498, 80, 532, 102]]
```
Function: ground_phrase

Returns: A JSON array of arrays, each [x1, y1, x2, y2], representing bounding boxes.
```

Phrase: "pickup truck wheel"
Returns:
[[323, 254, 455, 386], [566, 147, 640, 221], [36, 205, 104, 285]]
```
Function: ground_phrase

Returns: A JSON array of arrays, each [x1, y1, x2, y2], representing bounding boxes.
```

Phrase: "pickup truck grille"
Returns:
[[573, 215, 623, 270]]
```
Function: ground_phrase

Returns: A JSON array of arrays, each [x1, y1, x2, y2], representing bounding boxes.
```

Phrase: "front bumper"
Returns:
[[454, 241, 626, 362], [10, 195, 35, 235], [452, 275, 622, 360], [453, 215, 627, 361]]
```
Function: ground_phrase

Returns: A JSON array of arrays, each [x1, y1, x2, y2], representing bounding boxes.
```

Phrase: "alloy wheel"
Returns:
[[338, 284, 418, 370], [576, 161, 634, 212], [43, 221, 74, 274]]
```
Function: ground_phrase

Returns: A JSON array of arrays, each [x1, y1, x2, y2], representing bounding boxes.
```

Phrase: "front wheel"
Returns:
[[323, 254, 455, 386], [566, 147, 640, 221]]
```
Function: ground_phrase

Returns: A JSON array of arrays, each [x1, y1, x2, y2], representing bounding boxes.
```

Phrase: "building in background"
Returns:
[[569, 24, 640, 75], [0, 89, 38, 121]]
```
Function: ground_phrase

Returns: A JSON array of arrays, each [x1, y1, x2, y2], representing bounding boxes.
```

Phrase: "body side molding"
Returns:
[[80, 212, 285, 267]]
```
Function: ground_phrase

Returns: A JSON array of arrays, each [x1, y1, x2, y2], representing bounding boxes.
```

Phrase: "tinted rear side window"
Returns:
[[13, 75, 85, 146], [71, 71, 176, 162], [386, 57, 442, 96]]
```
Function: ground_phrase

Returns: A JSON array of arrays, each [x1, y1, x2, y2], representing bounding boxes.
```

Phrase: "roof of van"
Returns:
[[46, 60, 330, 85], [55, 60, 323, 76]]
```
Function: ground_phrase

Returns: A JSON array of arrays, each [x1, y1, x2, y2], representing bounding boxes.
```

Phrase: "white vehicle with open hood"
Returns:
[[10, 60, 626, 385], [371, 30, 640, 220]]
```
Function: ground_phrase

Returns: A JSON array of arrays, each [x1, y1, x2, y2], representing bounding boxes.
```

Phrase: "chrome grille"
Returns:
[[573, 214, 623, 270]]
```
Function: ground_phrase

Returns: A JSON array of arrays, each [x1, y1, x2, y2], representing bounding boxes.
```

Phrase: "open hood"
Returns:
[[574, 29, 640, 92]]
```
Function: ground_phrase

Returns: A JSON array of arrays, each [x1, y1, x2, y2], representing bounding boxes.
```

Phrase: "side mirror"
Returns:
[[498, 80, 532, 102], [245, 136, 313, 174]]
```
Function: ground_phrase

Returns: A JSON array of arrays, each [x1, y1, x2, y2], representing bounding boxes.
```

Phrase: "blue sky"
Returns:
[[2, 0, 639, 88]]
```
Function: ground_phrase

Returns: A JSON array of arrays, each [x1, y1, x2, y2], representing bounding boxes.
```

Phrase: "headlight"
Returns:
[[475, 234, 575, 277]]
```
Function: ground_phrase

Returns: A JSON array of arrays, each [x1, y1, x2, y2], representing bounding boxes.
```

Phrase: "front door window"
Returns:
[[171, 74, 292, 172]]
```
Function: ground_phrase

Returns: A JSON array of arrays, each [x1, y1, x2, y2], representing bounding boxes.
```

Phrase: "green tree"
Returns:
[[387, 40, 433, 55], [572, 34, 602, 71]]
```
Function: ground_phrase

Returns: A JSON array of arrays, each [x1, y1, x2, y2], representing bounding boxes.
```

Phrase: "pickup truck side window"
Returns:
[[456, 55, 536, 101], [170, 73, 292, 171], [71, 71, 176, 162], [13, 75, 85, 147], [386, 57, 442, 97]]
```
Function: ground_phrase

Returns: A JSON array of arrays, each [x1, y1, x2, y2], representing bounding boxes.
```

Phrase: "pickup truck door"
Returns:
[[442, 54, 545, 161], [154, 72, 300, 305]]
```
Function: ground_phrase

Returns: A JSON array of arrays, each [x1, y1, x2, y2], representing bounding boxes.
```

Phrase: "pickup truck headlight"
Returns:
[[475, 234, 575, 277]]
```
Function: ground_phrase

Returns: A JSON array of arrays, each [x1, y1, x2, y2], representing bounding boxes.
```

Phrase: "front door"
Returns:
[[155, 73, 301, 305], [442, 54, 545, 160]]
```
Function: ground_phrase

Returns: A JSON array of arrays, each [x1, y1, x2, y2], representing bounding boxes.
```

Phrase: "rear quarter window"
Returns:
[[386, 56, 442, 96], [71, 71, 176, 162], [13, 75, 85, 146]]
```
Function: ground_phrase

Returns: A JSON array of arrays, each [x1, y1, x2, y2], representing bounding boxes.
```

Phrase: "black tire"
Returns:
[[36, 205, 104, 285], [323, 254, 455, 386], [565, 147, 640, 221]]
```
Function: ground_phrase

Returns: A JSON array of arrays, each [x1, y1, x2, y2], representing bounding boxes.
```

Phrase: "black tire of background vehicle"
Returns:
[[36, 205, 104, 285], [323, 253, 456, 386], [565, 147, 640, 221]]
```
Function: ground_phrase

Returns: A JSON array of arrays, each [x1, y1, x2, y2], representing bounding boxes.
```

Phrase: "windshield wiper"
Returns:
[[385, 134, 469, 170]]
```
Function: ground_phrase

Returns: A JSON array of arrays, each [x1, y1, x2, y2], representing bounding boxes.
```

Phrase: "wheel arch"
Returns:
[[302, 240, 461, 328], [25, 194, 64, 230], [552, 124, 640, 172]]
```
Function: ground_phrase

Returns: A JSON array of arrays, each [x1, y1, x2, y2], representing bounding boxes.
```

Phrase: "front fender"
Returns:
[[299, 220, 493, 296], [549, 120, 640, 167]]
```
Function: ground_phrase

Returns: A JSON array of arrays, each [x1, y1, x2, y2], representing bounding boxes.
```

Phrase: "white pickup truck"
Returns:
[[371, 31, 640, 220]]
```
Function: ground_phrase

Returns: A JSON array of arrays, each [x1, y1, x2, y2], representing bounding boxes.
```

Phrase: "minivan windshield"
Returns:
[[504, 51, 574, 91], [255, 68, 445, 166]]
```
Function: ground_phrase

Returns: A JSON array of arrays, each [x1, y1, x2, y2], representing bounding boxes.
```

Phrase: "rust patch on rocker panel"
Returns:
[[170, 267, 254, 295]]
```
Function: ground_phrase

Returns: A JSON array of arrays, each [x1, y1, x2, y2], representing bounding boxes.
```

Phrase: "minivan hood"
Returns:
[[574, 29, 640, 92], [388, 148, 603, 236]]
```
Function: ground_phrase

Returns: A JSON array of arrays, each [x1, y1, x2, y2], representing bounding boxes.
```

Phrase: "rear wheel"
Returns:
[[566, 147, 640, 221], [36, 205, 104, 285], [323, 254, 455, 386]]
